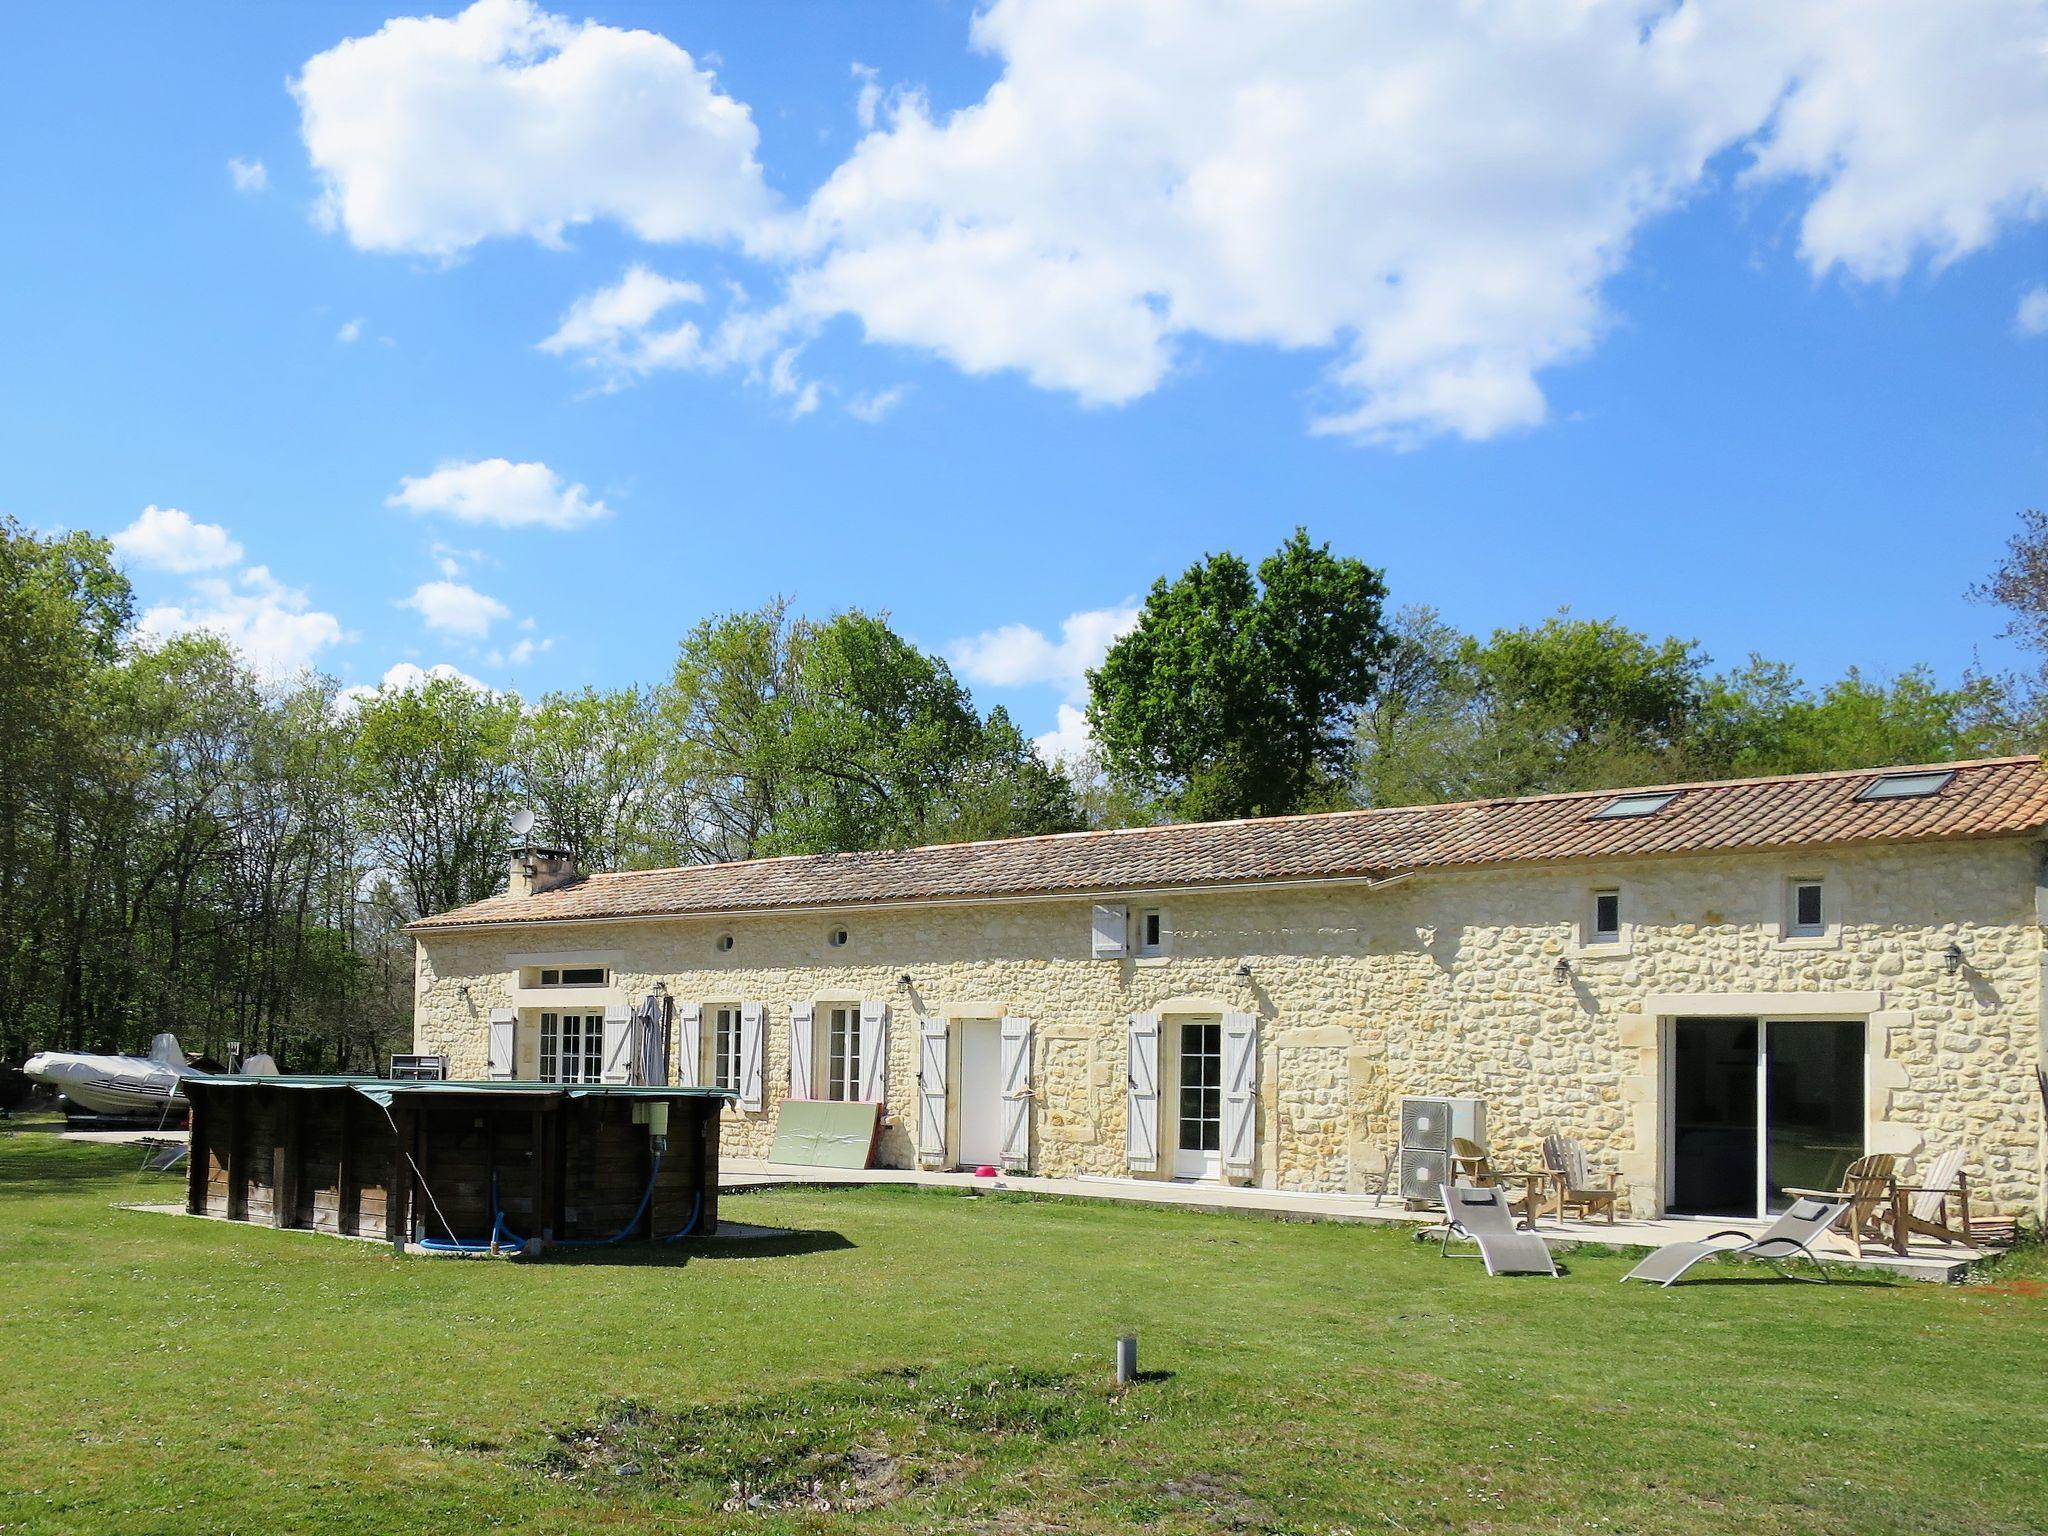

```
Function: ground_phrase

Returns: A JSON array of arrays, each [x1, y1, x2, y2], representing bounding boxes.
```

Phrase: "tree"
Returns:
[[1087, 529, 1391, 819], [1689, 659, 2006, 777], [1465, 613, 1704, 791], [1353, 605, 1490, 807], [350, 677, 521, 917], [658, 602, 1081, 859], [515, 687, 663, 870]]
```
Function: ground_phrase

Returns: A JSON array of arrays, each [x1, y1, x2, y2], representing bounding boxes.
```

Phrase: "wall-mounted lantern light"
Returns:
[[1234, 961, 1253, 978], [1554, 957, 1573, 987], [651, 979, 668, 998], [457, 982, 472, 1001], [1944, 942, 1965, 976], [898, 973, 913, 989]]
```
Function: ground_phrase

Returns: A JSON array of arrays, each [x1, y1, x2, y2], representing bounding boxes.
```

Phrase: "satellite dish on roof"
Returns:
[[510, 808, 536, 838]]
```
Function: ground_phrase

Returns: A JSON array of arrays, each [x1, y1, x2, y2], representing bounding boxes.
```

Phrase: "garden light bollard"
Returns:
[[1114, 1333, 1138, 1387]]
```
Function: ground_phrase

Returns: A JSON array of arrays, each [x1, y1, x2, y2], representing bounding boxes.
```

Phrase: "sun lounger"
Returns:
[[1439, 1182, 1559, 1276], [1620, 1197, 1850, 1286]]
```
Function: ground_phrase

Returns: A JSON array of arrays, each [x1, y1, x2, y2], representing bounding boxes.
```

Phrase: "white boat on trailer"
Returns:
[[22, 1033, 276, 1121]]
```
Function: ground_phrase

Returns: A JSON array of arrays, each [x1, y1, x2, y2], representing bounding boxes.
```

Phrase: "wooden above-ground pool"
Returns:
[[180, 1077, 731, 1252]]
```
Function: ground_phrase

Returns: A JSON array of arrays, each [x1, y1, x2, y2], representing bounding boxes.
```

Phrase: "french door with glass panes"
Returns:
[[1668, 1017, 1865, 1217], [822, 1004, 862, 1101], [538, 1010, 605, 1085], [1174, 1019, 1223, 1179]]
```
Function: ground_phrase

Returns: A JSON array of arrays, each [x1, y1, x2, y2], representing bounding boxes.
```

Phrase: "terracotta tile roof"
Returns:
[[410, 756, 2048, 931]]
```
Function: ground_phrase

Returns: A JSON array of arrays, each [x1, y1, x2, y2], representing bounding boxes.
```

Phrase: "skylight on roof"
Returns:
[[1854, 769, 1956, 802], [1588, 790, 1679, 821]]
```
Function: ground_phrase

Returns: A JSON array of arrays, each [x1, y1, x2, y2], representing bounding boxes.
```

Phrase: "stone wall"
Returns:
[[413, 837, 2044, 1217]]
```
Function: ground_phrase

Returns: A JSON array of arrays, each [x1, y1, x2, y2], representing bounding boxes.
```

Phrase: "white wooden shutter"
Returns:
[[1126, 1012, 1160, 1172], [674, 1002, 702, 1088], [600, 1002, 635, 1084], [1221, 1010, 1259, 1177], [1091, 903, 1130, 958], [486, 1008, 516, 1080], [738, 1002, 765, 1111], [788, 1001, 814, 1100], [916, 1016, 948, 1165], [1000, 1015, 1033, 1172], [858, 1000, 889, 1103]]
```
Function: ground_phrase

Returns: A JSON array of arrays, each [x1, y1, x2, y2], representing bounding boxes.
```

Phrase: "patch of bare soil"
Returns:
[[533, 1364, 1116, 1514]]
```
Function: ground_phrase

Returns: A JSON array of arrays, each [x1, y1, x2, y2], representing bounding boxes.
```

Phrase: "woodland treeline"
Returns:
[[4, 515, 2041, 1068]]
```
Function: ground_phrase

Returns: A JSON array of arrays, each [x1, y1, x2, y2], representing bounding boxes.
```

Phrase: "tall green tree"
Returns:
[[659, 602, 1080, 858], [350, 677, 521, 917], [1088, 529, 1391, 819], [515, 686, 664, 870]]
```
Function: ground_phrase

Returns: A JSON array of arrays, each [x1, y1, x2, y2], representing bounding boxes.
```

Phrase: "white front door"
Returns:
[[957, 1020, 1004, 1169], [1173, 1018, 1224, 1179]]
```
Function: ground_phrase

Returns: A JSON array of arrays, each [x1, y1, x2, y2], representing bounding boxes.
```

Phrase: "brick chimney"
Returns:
[[508, 844, 579, 899]]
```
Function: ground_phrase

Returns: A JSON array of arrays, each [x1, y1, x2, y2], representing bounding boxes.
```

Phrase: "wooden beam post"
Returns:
[[336, 1092, 355, 1237], [184, 1086, 208, 1216], [274, 1095, 303, 1229], [225, 1089, 248, 1223], [387, 1102, 411, 1254]]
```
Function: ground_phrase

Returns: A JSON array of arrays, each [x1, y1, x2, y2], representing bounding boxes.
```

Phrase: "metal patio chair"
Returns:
[[1438, 1182, 1559, 1277], [1620, 1196, 1852, 1286]]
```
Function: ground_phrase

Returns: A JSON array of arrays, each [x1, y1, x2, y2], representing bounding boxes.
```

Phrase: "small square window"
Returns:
[[1789, 879, 1825, 937], [1591, 889, 1621, 943], [1137, 908, 1166, 956]]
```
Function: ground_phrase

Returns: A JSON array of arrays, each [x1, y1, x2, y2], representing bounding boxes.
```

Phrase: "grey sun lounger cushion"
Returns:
[[1441, 1182, 1558, 1276], [1621, 1196, 1851, 1287]]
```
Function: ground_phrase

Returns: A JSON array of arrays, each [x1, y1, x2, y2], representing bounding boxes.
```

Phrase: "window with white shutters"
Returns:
[[711, 1006, 743, 1092]]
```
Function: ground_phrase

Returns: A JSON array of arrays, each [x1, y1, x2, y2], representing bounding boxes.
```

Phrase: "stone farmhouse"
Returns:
[[409, 756, 2048, 1221]]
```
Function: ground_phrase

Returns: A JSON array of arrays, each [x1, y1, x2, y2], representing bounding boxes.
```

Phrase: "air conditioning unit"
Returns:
[[1399, 1095, 1486, 1205], [389, 1053, 448, 1081]]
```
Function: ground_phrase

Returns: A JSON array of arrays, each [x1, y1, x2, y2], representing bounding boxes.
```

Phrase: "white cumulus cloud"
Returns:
[[300, 0, 2048, 444], [111, 505, 245, 574], [1033, 704, 1095, 768], [2019, 285, 2048, 336], [538, 264, 708, 381], [388, 458, 609, 530], [228, 156, 268, 193], [402, 579, 512, 638], [845, 384, 907, 423], [336, 660, 496, 712], [138, 566, 348, 681], [292, 0, 779, 259], [950, 603, 1140, 699], [336, 317, 364, 344]]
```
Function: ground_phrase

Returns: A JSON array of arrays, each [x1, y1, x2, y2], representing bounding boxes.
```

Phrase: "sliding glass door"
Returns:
[[1669, 1017, 1863, 1217]]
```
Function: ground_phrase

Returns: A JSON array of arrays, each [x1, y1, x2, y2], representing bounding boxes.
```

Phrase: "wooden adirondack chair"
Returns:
[[1785, 1152, 1901, 1255], [1892, 1147, 1973, 1246], [1540, 1133, 1619, 1223], [1449, 1137, 1553, 1223]]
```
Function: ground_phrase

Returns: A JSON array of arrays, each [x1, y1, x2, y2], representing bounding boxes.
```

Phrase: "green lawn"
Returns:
[[2, 1129, 2043, 1535]]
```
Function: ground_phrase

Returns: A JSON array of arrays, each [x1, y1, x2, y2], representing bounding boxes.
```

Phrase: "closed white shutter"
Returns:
[[1221, 1011, 1258, 1177], [738, 1002, 765, 1111], [788, 1001, 814, 1100], [486, 1008, 516, 1080], [1091, 903, 1130, 958], [916, 1016, 948, 1165], [674, 1002, 702, 1088], [858, 1000, 889, 1103], [1126, 1012, 1160, 1172], [1000, 1016, 1033, 1172], [600, 1002, 635, 1084]]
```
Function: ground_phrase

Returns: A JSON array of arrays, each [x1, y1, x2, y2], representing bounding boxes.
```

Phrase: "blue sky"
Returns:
[[1, 1, 2043, 755]]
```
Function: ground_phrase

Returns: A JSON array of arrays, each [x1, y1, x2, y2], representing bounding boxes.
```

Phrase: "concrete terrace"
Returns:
[[722, 1158, 2001, 1282]]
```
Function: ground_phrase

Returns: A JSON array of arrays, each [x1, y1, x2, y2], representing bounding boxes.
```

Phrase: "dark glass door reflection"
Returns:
[[1764, 1021, 1864, 1210], [1671, 1018, 1758, 1216]]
